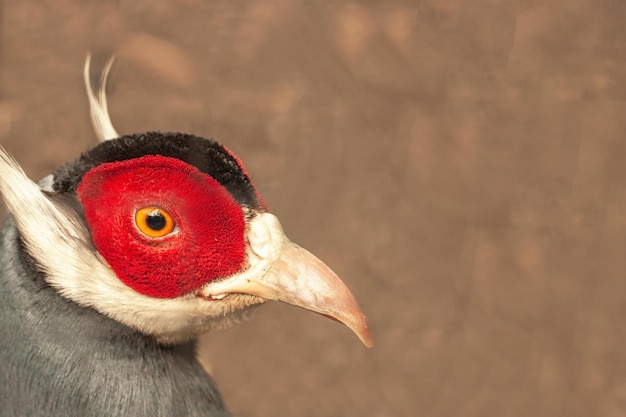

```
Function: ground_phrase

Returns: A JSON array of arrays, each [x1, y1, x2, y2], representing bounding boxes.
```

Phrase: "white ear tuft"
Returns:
[[0, 146, 92, 256], [84, 53, 119, 142]]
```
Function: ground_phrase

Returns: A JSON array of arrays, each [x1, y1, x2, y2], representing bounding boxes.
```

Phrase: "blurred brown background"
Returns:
[[2, 1, 626, 416]]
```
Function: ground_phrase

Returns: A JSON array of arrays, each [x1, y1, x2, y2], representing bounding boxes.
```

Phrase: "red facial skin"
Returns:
[[76, 155, 247, 298]]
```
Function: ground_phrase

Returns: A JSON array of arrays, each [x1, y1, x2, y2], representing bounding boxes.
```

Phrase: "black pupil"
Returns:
[[146, 211, 167, 231]]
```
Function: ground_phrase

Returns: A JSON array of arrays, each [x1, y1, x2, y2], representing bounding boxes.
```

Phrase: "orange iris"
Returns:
[[135, 207, 175, 238]]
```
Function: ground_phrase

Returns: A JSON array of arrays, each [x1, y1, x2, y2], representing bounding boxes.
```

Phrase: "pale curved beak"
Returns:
[[200, 213, 373, 348]]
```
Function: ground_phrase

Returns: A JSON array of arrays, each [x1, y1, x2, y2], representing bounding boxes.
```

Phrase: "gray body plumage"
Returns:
[[0, 218, 229, 417]]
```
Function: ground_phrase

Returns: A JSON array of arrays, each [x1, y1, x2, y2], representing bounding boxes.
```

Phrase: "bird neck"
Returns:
[[0, 216, 156, 347], [0, 217, 228, 416], [0, 216, 217, 358]]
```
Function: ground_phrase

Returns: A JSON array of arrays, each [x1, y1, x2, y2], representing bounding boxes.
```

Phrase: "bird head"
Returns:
[[0, 56, 372, 347]]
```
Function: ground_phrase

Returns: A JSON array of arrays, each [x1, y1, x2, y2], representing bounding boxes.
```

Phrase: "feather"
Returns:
[[84, 54, 119, 142]]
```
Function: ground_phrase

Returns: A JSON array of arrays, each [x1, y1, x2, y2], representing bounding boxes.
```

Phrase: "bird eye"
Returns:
[[135, 207, 175, 238]]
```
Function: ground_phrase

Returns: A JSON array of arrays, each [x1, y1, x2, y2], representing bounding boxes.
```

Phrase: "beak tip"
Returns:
[[339, 310, 373, 348], [360, 329, 374, 348]]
